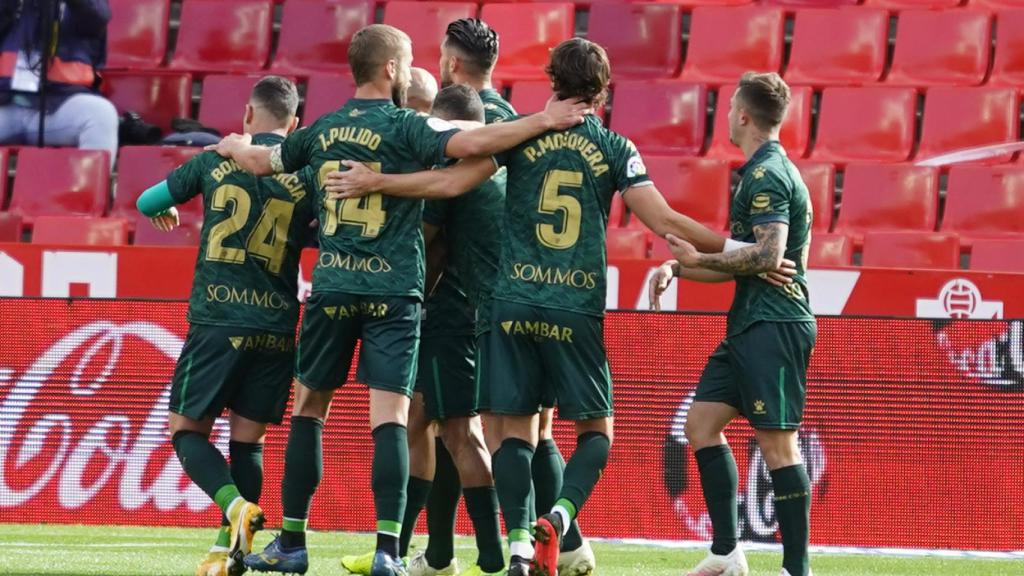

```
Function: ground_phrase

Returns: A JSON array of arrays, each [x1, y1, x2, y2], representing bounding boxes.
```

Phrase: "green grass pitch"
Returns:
[[0, 524, 1018, 576]]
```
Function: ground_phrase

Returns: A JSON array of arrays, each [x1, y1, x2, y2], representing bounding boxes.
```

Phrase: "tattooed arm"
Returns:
[[668, 222, 788, 275]]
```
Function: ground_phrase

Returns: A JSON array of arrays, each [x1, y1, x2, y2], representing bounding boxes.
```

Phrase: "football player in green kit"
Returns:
[[322, 39, 795, 576], [205, 24, 589, 576], [135, 76, 316, 576], [652, 72, 816, 576]]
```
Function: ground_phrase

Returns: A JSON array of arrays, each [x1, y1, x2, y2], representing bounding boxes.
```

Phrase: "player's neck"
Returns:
[[353, 81, 393, 101], [458, 76, 492, 93], [245, 125, 289, 138], [739, 132, 779, 161]]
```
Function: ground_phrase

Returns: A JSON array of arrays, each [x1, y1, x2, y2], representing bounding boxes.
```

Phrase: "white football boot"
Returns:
[[685, 547, 749, 576], [558, 539, 596, 575], [780, 570, 812, 576], [408, 550, 459, 576]]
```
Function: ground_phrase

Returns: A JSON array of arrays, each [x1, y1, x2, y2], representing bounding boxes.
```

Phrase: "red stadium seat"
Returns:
[[102, 71, 192, 133], [808, 233, 852, 267], [303, 75, 358, 126], [271, 0, 374, 77], [706, 84, 812, 162], [680, 6, 784, 85], [587, 4, 682, 80], [793, 161, 835, 232], [606, 228, 649, 260], [986, 10, 1024, 88], [785, 8, 888, 88], [663, 0, 751, 5], [970, 0, 1024, 7], [917, 87, 1019, 165], [609, 82, 706, 156], [509, 81, 605, 122], [481, 4, 574, 82], [113, 146, 204, 222], [643, 156, 731, 230], [861, 232, 960, 270], [9, 149, 111, 222], [863, 0, 962, 7], [609, 194, 625, 228], [383, 2, 477, 75], [169, 0, 273, 74], [198, 75, 299, 136], [811, 87, 916, 164], [133, 216, 203, 246], [943, 165, 1024, 245], [0, 147, 8, 206], [31, 217, 130, 246], [970, 239, 1024, 273], [0, 212, 23, 242], [106, 0, 169, 69], [763, 0, 858, 5], [886, 10, 992, 88], [835, 164, 939, 244]]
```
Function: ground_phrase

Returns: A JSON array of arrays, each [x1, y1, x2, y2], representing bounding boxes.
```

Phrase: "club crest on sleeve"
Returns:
[[627, 156, 647, 178], [752, 166, 767, 180]]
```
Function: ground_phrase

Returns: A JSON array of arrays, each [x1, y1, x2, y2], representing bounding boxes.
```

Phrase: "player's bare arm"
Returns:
[[669, 221, 788, 275], [648, 257, 797, 311], [443, 96, 590, 158], [622, 184, 727, 254], [326, 157, 497, 200], [204, 133, 280, 176]]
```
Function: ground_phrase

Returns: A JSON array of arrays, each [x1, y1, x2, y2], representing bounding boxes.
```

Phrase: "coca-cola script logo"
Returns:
[[935, 320, 1024, 391], [0, 321, 229, 513]]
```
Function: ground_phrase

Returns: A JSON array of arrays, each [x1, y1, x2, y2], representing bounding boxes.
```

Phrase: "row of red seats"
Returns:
[[102, 71, 1023, 164], [106, 0, 1024, 87]]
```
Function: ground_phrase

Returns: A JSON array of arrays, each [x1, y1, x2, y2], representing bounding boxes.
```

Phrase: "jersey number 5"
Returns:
[[319, 161, 386, 238], [537, 169, 583, 250], [206, 184, 296, 275]]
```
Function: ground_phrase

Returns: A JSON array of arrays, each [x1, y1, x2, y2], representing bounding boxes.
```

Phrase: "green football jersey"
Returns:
[[727, 141, 815, 337], [167, 133, 317, 332], [278, 98, 460, 299], [494, 115, 652, 317], [480, 88, 516, 124]]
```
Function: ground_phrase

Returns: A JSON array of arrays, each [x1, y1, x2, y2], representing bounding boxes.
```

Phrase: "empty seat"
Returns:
[[0, 147, 8, 206], [106, 0, 170, 69], [303, 75, 358, 125], [970, 239, 1024, 273], [133, 216, 203, 246], [32, 217, 130, 246], [808, 233, 852, 267], [861, 232, 960, 270], [609, 82, 706, 156], [170, 0, 273, 74], [989, 10, 1024, 87], [587, 4, 682, 80], [793, 161, 835, 232], [609, 194, 625, 228], [669, 0, 752, 5], [113, 146, 204, 222], [706, 84, 812, 162], [0, 212, 22, 242], [272, 0, 374, 76], [198, 75, 297, 136], [811, 87, 916, 164], [681, 6, 784, 85], [481, 4, 574, 82], [509, 81, 605, 122], [102, 71, 192, 133], [785, 8, 888, 87], [606, 228, 649, 260], [643, 156, 731, 230], [971, 0, 1024, 7], [886, 10, 992, 87], [863, 0, 962, 8], [943, 165, 1024, 244], [383, 2, 477, 75], [917, 87, 1019, 165], [9, 149, 111, 222], [763, 0, 858, 5], [835, 164, 939, 243]]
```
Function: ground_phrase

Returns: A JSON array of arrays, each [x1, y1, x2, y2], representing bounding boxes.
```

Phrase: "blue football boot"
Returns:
[[370, 550, 408, 576], [244, 535, 309, 574]]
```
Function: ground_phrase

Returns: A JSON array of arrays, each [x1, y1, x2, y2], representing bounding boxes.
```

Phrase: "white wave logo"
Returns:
[[0, 321, 229, 510]]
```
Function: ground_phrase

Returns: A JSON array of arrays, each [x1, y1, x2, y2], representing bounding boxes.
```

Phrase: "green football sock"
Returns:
[[280, 416, 323, 549], [214, 526, 230, 549], [464, 486, 505, 573], [533, 439, 583, 552], [400, 475, 433, 558], [493, 439, 535, 550], [171, 431, 238, 515], [215, 440, 264, 545], [372, 423, 409, 559], [559, 432, 611, 521], [425, 439, 461, 569], [695, 445, 739, 556], [771, 464, 811, 576]]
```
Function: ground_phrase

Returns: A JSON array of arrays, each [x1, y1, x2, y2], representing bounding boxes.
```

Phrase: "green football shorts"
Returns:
[[416, 333, 478, 421]]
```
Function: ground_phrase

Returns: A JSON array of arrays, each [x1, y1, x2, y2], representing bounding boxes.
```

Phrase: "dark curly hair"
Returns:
[[443, 18, 500, 76], [545, 38, 610, 107]]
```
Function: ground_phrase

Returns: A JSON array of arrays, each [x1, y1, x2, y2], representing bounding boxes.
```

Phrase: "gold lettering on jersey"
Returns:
[[500, 320, 574, 343], [318, 127, 382, 151], [272, 173, 307, 202], [522, 134, 608, 177], [210, 159, 242, 182], [318, 251, 393, 273], [228, 333, 295, 353], [510, 262, 598, 290], [205, 284, 291, 310], [329, 302, 390, 319]]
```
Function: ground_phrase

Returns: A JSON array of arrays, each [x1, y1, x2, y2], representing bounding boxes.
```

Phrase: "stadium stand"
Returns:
[[169, 0, 273, 74], [133, 218, 203, 246], [271, 0, 374, 77], [988, 9, 1024, 87], [587, 4, 682, 80], [943, 165, 1024, 245], [8, 149, 111, 223], [101, 71, 192, 133], [793, 161, 835, 233], [885, 9, 992, 87], [31, 217, 130, 246], [105, 0, 169, 70], [706, 84, 812, 162], [861, 232, 960, 270], [640, 156, 731, 231], [811, 87, 917, 164], [834, 164, 939, 245], [609, 195, 625, 229], [198, 75, 299, 137], [970, 239, 1024, 273], [303, 75, 358, 125], [808, 233, 853, 267], [784, 7, 888, 88], [0, 147, 8, 206], [863, 0, 962, 8], [383, 2, 478, 75], [917, 87, 1020, 164], [0, 212, 21, 242], [606, 228, 650, 260], [609, 82, 706, 156], [681, 6, 785, 85], [480, 4, 574, 82], [112, 147, 204, 225]]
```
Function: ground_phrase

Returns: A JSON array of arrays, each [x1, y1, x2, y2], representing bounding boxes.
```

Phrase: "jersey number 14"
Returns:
[[319, 161, 386, 238]]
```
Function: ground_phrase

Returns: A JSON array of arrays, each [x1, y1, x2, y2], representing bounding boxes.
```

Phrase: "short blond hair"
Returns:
[[348, 24, 411, 86], [736, 71, 791, 131]]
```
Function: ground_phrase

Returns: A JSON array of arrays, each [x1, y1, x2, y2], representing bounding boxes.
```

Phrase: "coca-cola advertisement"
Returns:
[[0, 299, 1022, 551]]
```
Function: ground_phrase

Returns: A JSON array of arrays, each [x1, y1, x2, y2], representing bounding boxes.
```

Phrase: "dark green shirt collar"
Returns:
[[252, 132, 285, 146], [738, 140, 784, 176]]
